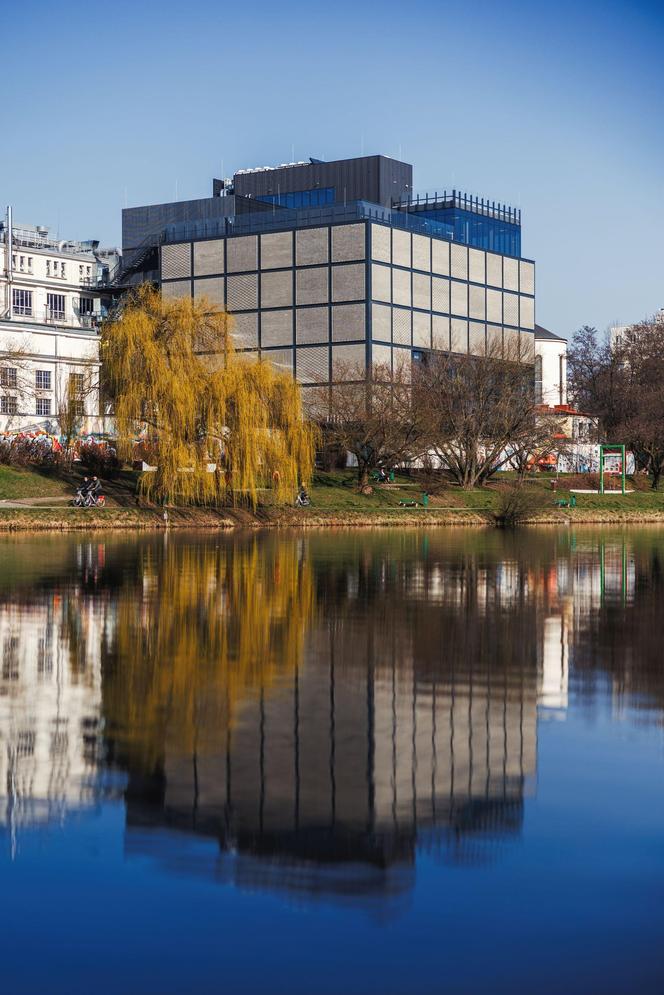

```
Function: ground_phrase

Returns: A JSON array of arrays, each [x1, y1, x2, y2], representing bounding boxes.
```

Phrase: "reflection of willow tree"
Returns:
[[102, 536, 315, 772]]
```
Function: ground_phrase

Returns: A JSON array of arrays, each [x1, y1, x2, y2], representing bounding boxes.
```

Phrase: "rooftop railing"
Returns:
[[162, 200, 458, 244], [394, 191, 521, 225]]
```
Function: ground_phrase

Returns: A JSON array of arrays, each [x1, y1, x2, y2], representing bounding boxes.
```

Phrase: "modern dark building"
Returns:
[[121, 154, 535, 397]]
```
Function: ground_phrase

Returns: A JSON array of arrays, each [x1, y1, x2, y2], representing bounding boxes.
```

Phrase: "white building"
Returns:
[[0, 209, 117, 434], [534, 323, 567, 407], [610, 308, 664, 351]]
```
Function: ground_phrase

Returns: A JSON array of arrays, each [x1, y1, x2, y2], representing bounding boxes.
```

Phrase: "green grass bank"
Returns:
[[2, 465, 664, 531]]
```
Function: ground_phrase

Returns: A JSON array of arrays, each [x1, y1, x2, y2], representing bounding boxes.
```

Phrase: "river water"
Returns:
[[0, 528, 663, 993]]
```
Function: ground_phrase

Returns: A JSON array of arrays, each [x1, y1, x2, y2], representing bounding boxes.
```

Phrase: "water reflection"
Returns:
[[1, 528, 664, 901]]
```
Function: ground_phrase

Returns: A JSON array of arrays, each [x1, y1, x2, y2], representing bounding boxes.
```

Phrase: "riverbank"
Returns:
[[3, 504, 664, 532], [2, 466, 664, 531]]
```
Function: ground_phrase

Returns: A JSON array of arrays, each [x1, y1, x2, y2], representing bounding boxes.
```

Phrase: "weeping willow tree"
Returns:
[[101, 286, 316, 506]]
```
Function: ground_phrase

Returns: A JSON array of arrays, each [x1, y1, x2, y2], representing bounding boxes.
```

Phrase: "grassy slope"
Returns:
[[0, 465, 72, 500], [2, 465, 664, 527]]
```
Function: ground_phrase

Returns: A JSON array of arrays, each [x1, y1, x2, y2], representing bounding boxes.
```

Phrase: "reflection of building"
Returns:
[[0, 593, 108, 839], [124, 603, 539, 897]]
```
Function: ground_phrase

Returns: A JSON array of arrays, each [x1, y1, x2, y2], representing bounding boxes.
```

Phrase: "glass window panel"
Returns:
[[469, 284, 485, 320], [261, 270, 292, 308], [372, 343, 392, 376], [468, 248, 485, 284], [371, 303, 392, 342], [469, 322, 486, 356], [520, 260, 535, 295], [296, 306, 329, 344], [332, 304, 365, 342], [432, 276, 450, 314], [392, 229, 411, 268], [392, 267, 411, 307], [392, 307, 411, 346], [450, 281, 468, 317], [260, 232, 292, 269], [193, 240, 224, 276], [193, 277, 224, 305], [431, 239, 450, 276], [296, 267, 328, 305], [451, 318, 468, 353], [296, 345, 330, 385], [432, 314, 450, 351], [332, 263, 364, 302], [413, 311, 431, 349], [261, 310, 293, 347], [503, 257, 519, 291], [332, 344, 365, 379], [371, 264, 391, 303], [227, 236, 257, 273], [412, 234, 431, 272], [331, 224, 365, 262], [371, 224, 391, 263], [412, 273, 431, 310], [450, 244, 468, 280], [296, 227, 329, 265]]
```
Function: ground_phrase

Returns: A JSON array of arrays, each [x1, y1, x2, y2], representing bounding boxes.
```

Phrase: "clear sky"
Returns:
[[2, 0, 662, 338]]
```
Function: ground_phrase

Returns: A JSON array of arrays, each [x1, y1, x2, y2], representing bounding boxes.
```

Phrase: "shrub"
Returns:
[[79, 440, 120, 478], [494, 483, 546, 527], [0, 435, 62, 468]]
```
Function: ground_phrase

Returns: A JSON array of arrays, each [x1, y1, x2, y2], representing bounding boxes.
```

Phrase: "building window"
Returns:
[[61, 262, 66, 278], [69, 372, 86, 415], [19, 255, 25, 271], [46, 260, 50, 276], [559, 354, 565, 405], [0, 367, 18, 389], [36, 398, 52, 417], [35, 370, 52, 390], [257, 187, 335, 209], [12, 288, 33, 315], [46, 293, 65, 320], [0, 396, 18, 415], [53, 261, 59, 276], [28, 257, 33, 272], [78, 296, 94, 314], [534, 355, 543, 404]]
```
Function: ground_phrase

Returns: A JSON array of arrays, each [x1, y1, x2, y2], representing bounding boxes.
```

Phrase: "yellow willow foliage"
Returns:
[[101, 536, 316, 771], [101, 285, 317, 506]]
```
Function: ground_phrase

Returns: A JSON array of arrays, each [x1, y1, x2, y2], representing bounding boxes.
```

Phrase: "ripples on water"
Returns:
[[1, 529, 663, 993]]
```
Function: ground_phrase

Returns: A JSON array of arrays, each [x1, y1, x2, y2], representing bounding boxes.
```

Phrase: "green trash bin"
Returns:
[[389, 470, 395, 482], [421, 492, 429, 508]]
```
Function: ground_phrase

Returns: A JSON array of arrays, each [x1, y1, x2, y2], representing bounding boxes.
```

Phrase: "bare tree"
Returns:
[[0, 340, 31, 429], [568, 316, 664, 488], [313, 360, 430, 491], [416, 339, 543, 489]]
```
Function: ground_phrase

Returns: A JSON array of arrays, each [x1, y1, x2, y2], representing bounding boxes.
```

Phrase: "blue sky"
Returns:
[[2, 0, 662, 337]]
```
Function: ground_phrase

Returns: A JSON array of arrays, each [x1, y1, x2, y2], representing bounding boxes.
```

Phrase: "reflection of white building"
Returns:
[[538, 615, 569, 712], [0, 595, 107, 840]]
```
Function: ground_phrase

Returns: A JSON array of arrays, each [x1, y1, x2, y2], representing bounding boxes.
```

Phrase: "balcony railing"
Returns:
[[12, 304, 33, 316], [44, 307, 66, 323]]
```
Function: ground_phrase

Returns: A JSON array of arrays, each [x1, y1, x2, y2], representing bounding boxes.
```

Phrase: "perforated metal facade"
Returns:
[[159, 216, 535, 387]]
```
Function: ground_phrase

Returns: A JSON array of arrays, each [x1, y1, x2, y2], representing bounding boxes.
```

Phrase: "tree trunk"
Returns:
[[358, 464, 371, 492]]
